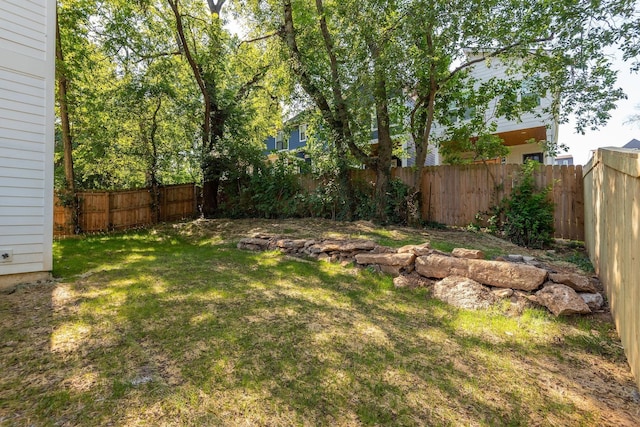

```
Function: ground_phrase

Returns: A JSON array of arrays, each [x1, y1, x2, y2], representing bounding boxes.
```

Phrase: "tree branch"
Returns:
[[206, 0, 226, 15], [237, 31, 280, 48]]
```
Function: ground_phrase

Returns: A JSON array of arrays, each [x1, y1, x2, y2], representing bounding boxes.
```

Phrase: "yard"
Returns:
[[1, 219, 639, 426]]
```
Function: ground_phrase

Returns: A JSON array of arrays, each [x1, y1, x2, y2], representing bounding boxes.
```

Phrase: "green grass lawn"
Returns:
[[1, 220, 638, 426]]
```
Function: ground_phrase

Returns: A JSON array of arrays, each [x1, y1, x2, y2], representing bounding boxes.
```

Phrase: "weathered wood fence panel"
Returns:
[[54, 184, 198, 236], [584, 148, 640, 390], [404, 164, 581, 240], [301, 164, 583, 240]]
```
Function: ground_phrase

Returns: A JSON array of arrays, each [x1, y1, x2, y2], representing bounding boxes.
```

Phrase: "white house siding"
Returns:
[[429, 54, 558, 165], [0, 0, 55, 288]]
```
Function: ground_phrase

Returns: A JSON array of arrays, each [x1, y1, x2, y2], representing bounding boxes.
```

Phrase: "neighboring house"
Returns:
[[554, 155, 574, 166], [264, 121, 311, 164], [0, 0, 55, 289], [265, 53, 558, 167], [425, 52, 559, 166], [264, 115, 406, 168], [622, 138, 640, 149]]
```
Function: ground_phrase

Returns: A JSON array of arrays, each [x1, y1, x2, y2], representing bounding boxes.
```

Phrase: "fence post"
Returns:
[[105, 192, 110, 231]]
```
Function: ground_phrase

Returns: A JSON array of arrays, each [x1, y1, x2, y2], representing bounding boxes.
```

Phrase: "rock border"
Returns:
[[237, 235, 604, 316]]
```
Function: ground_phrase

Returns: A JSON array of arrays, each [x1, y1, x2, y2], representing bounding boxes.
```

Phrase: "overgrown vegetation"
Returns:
[[472, 161, 555, 248], [2, 220, 637, 426], [55, 0, 637, 224], [217, 156, 411, 225]]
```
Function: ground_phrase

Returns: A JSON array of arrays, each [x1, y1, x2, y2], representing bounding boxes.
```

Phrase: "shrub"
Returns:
[[471, 161, 554, 248], [502, 161, 554, 248]]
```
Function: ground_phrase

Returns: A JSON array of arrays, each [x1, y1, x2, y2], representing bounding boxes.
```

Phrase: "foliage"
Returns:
[[472, 161, 554, 248]]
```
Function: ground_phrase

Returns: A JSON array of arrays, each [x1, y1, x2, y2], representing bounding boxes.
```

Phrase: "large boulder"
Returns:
[[535, 283, 591, 316], [416, 253, 547, 291], [548, 273, 597, 293], [467, 259, 547, 291], [355, 252, 416, 267], [432, 276, 496, 310], [415, 253, 468, 278]]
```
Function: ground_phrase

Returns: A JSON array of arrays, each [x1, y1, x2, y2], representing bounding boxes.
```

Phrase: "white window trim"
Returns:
[[275, 131, 288, 151], [299, 124, 307, 142]]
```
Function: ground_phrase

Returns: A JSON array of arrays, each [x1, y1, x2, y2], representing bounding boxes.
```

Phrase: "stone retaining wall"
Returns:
[[237, 235, 603, 317]]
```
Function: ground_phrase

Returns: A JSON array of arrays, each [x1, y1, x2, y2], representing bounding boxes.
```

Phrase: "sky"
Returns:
[[561, 59, 639, 165]]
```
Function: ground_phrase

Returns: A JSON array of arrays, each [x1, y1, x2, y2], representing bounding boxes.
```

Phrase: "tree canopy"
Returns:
[[55, 0, 639, 223]]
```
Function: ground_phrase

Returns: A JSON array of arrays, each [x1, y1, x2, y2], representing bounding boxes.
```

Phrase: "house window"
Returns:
[[371, 112, 378, 131], [523, 152, 543, 163], [275, 131, 287, 150], [521, 79, 541, 107], [463, 106, 476, 120], [299, 124, 307, 142]]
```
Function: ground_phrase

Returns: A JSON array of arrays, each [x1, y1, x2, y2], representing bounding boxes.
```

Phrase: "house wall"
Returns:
[[0, 0, 55, 289], [428, 54, 558, 165], [264, 127, 305, 153], [469, 56, 558, 145]]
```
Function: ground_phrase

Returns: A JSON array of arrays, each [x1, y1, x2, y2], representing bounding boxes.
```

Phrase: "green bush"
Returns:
[[471, 161, 554, 248], [502, 161, 555, 248]]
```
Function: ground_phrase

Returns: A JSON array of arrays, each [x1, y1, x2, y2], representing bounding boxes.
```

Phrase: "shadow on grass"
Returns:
[[1, 230, 637, 425]]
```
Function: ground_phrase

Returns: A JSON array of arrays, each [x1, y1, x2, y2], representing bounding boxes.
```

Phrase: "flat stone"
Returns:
[[580, 293, 604, 311], [415, 253, 469, 279], [549, 273, 597, 293], [417, 254, 547, 291], [379, 264, 403, 277], [238, 237, 270, 248], [535, 283, 591, 316], [432, 276, 496, 310], [467, 258, 547, 291], [316, 241, 343, 252], [318, 253, 330, 262], [339, 240, 377, 251], [452, 248, 484, 259], [398, 242, 432, 256], [492, 288, 514, 299], [355, 252, 416, 267]]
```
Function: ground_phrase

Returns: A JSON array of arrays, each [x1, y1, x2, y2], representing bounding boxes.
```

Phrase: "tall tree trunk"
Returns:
[[147, 97, 162, 223], [368, 38, 392, 224], [55, 10, 79, 233], [408, 29, 438, 226], [168, 0, 217, 216]]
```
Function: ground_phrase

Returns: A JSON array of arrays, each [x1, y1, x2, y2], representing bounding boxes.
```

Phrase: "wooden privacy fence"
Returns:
[[583, 148, 640, 389], [54, 183, 198, 236], [310, 164, 584, 240]]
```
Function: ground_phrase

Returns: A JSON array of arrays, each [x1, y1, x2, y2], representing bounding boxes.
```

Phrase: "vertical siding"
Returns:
[[584, 148, 640, 389], [0, 0, 54, 279]]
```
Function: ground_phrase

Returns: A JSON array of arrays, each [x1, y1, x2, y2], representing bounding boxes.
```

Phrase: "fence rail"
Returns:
[[54, 184, 198, 236], [347, 164, 583, 240]]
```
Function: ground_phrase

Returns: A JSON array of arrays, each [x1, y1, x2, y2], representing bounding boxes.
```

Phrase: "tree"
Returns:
[[399, 0, 631, 223], [166, 0, 284, 216], [245, 0, 406, 222]]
